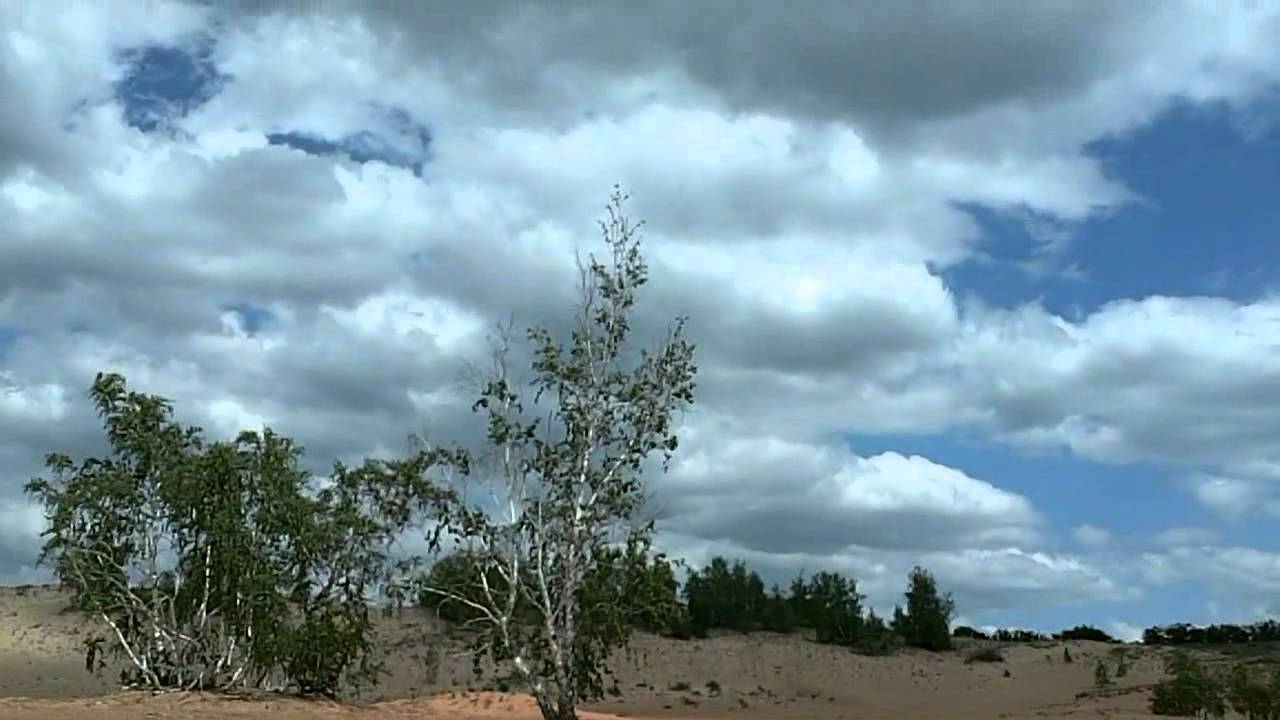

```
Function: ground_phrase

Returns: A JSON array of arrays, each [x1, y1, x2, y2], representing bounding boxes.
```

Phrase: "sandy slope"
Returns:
[[0, 584, 1222, 719]]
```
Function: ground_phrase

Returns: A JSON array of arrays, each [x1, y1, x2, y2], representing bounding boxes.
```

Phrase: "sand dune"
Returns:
[[0, 585, 1219, 719]]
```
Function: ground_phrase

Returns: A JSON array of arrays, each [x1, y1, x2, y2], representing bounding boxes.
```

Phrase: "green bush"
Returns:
[[1150, 652, 1226, 718]]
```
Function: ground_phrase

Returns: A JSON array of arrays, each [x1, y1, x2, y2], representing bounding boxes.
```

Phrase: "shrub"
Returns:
[[1057, 625, 1118, 643], [953, 625, 990, 640], [1225, 663, 1276, 720], [1095, 660, 1112, 687], [965, 647, 1006, 664], [25, 373, 420, 697], [1063, 647, 1074, 664], [1150, 652, 1226, 718]]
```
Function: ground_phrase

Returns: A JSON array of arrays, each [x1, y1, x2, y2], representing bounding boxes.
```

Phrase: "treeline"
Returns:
[[1143, 620, 1280, 646], [953, 624, 1118, 643], [423, 552, 959, 654]]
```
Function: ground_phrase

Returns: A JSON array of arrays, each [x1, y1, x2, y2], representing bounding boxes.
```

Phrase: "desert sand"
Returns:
[[0, 584, 1224, 719]]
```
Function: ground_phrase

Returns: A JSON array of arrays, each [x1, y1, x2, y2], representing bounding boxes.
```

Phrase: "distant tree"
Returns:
[[856, 608, 899, 656], [900, 567, 955, 651], [804, 571, 864, 646], [891, 604, 908, 636], [1056, 625, 1116, 643], [683, 557, 769, 635], [760, 584, 798, 634], [953, 625, 990, 640]]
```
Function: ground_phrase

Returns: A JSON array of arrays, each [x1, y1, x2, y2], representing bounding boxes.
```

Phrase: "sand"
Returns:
[[0, 584, 1224, 719]]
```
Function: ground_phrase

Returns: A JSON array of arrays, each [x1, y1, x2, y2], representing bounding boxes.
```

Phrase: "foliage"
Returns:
[[900, 566, 955, 652], [25, 373, 442, 696], [417, 187, 697, 720], [794, 571, 865, 646], [683, 557, 768, 635], [993, 628, 1050, 642], [953, 625, 989, 640], [1144, 621, 1280, 646], [1223, 663, 1280, 720], [1063, 646, 1073, 664], [1055, 625, 1117, 643], [855, 608, 900, 656], [1150, 652, 1227, 719]]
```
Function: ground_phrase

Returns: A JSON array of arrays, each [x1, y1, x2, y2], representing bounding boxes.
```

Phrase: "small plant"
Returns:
[[705, 680, 722, 696], [965, 647, 1006, 664], [1063, 646, 1074, 664], [669, 681, 692, 692], [1095, 660, 1112, 687], [1003, 669, 1012, 678], [1116, 654, 1129, 678]]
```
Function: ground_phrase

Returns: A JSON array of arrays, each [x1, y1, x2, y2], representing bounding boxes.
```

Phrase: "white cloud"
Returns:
[[1072, 524, 1112, 549], [1, 0, 1279, 624]]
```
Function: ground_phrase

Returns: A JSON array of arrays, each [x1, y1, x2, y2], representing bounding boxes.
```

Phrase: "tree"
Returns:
[[417, 187, 697, 720], [683, 556, 769, 635], [1056, 625, 1116, 643], [804, 571, 864, 646], [24, 373, 435, 696], [900, 566, 955, 651]]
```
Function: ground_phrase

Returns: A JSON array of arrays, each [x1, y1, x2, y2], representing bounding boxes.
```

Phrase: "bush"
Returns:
[[1057, 625, 1118, 643], [965, 647, 1006, 664], [25, 373, 420, 697], [1095, 660, 1112, 687], [853, 609, 900, 656], [1150, 652, 1226, 718], [953, 625, 990, 640], [1225, 663, 1279, 720]]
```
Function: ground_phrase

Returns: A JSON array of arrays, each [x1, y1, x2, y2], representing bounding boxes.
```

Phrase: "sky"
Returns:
[[2, 1, 1280, 642]]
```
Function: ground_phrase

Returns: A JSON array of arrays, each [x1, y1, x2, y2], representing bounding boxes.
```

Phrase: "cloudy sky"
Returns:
[[4, 1, 1280, 640]]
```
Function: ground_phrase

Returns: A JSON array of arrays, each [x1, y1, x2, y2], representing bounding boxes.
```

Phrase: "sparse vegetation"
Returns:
[[1150, 652, 1226, 718], [965, 647, 1006, 664], [1056, 625, 1117, 643], [1094, 660, 1111, 687]]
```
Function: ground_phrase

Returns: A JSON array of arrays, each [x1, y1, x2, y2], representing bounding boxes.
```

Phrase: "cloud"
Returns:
[[1151, 526, 1220, 548], [1072, 525, 1112, 549], [2, 0, 1280, 627], [658, 419, 1041, 554]]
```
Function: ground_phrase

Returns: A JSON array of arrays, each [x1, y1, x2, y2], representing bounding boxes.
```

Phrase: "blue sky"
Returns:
[[4, 2, 1280, 641]]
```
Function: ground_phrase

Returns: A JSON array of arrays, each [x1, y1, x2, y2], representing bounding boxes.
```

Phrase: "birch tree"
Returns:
[[420, 187, 696, 720], [24, 372, 443, 696]]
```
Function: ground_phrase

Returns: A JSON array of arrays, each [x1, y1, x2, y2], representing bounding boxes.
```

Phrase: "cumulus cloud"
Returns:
[[2, 0, 1280, 624], [658, 418, 1041, 554]]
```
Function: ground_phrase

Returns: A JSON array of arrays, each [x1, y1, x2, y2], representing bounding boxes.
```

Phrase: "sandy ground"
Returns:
[[0, 584, 1231, 719]]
